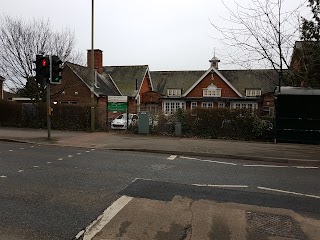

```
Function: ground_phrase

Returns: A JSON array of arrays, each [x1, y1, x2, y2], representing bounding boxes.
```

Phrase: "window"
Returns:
[[202, 102, 213, 108], [218, 102, 225, 108], [231, 102, 258, 110], [167, 89, 182, 97], [191, 102, 197, 110], [203, 84, 221, 97], [164, 101, 185, 114], [246, 89, 262, 97]]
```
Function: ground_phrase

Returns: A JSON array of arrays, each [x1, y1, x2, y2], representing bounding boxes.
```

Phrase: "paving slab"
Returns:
[[83, 196, 320, 240]]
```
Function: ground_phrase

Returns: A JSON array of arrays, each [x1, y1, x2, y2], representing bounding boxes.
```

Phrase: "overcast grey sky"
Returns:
[[2, 0, 308, 71]]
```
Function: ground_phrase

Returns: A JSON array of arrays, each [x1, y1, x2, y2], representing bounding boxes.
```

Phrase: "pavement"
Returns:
[[0, 127, 319, 166], [1, 127, 320, 240]]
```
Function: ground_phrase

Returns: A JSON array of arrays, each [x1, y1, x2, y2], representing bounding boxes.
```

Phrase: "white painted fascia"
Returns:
[[182, 66, 243, 98], [135, 66, 149, 100], [146, 66, 154, 91], [108, 74, 123, 96]]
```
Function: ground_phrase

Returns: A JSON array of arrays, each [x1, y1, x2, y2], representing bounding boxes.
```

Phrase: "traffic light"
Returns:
[[51, 55, 62, 84], [34, 55, 50, 85]]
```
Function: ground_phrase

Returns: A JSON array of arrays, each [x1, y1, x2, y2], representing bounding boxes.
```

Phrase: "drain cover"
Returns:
[[246, 211, 304, 239]]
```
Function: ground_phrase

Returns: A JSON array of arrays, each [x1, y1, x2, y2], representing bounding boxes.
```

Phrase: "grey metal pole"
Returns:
[[91, 0, 95, 131], [47, 54, 52, 140]]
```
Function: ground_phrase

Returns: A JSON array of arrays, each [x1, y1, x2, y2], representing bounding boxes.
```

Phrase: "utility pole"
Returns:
[[47, 54, 52, 140], [90, 0, 95, 132]]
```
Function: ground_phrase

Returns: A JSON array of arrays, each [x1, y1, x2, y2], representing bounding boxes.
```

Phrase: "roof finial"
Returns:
[[209, 49, 220, 69]]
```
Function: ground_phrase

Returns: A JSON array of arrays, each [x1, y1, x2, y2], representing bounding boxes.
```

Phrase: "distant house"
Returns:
[[0, 76, 4, 100], [151, 57, 279, 116], [52, 49, 154, 113]]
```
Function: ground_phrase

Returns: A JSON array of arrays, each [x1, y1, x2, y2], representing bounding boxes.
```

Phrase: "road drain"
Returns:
[[246, 211, 305, 239]]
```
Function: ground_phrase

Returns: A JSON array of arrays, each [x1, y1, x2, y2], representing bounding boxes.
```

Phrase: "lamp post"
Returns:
[[91, 0, 95, 131]]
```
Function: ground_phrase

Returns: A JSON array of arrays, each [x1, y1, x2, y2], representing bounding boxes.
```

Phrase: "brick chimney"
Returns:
[[87, 49, 103, 73]]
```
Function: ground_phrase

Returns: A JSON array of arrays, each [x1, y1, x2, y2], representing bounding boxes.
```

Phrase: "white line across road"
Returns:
[[193, 184, 248, 188], [258, 186, 320, 199], [244, 164, 289, 168], [79, 196, 133, 240], [244, 164, 319, 169], [180, 156, 238, 166]]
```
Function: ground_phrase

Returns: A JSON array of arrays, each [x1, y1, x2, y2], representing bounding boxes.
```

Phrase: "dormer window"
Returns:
[[246, 89, 262, 97], [167, 89, 181, 97], [203, 84, 221, 97]]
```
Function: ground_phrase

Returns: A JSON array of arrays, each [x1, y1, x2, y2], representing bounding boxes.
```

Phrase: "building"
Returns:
[[151, 57, 279, 116], [52, 50, 154, 113]]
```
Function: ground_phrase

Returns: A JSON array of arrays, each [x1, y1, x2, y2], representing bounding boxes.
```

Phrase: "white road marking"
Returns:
[[180, 156, 238, 166], [20, 148, 24, 150], [77, 153, 82, 155], [85, 151, 90, 153], [133, 178, 152, 182], [68, 155, 73, 158], [193, 184, 248, 188], [258, 186, 320, 199], [244, 165, 289, 168], [167, 155, 177, 160], [91, 149, 96, 151], [0, 175, 7, 178], [33, 166, 39, 168], [47, 162, 52, 164], [18, 170, 24, 173], [58, 158, 63, 161], [180, 156, 200, 160], [80, 196, 133, 240], [294, 166, 319, 169]]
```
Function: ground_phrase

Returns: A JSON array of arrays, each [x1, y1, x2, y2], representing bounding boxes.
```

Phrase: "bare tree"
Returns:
[[211, 0, 305, 84], [0, 15, 84, 94]]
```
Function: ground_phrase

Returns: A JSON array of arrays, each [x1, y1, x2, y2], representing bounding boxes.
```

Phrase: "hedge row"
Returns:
[[150, 108, 274, 141], [0, 100, 99, 131]]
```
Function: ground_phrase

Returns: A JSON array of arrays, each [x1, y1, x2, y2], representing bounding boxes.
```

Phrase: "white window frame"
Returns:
[[191, 102, 197, 110], [163, 101, 185, 114], [231, 102, 258, 110], [203, 84, 221, 97], [167, 89, 182, 97], [202, 102, 214, 108], [245, 89, 262, 97], [218, 102, 225, 108]]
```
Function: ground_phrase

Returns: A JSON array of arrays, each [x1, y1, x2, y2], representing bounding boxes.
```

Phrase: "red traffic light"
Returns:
[[41, 58, 47, 67]]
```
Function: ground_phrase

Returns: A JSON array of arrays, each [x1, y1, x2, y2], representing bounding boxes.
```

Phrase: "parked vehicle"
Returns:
[[111, 113, 138, 130]]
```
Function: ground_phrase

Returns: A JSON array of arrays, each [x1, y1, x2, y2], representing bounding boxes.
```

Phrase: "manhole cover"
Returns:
[[246, 211, 305, 239]]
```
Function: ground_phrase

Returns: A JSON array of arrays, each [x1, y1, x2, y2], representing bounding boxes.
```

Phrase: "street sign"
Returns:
[[107, 102, 127, 112], [108, 96, 128, 103]]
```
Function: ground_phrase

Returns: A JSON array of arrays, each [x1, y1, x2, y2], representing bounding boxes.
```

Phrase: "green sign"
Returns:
[[108, 102, 127, 112]]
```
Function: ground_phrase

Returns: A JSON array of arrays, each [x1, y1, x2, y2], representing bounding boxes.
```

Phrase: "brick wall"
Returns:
[[139, 73, 152, 99], [186, 72, 240, 98], [51, 65, 98, 105]]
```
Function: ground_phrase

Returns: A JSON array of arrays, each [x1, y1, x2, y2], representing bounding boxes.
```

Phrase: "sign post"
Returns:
[[107, 96, 128, 130]]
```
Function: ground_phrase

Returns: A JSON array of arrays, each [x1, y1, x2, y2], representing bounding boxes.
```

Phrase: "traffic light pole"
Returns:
[[47, 55, 52, 140]]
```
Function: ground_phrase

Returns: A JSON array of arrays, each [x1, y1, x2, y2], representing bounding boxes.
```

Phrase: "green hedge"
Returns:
[[0, 100, 100, 131], [151, 108, 274, 141]]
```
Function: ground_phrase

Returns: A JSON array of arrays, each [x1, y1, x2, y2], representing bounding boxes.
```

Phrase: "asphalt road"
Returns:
[[0, 142, 319, 239]]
